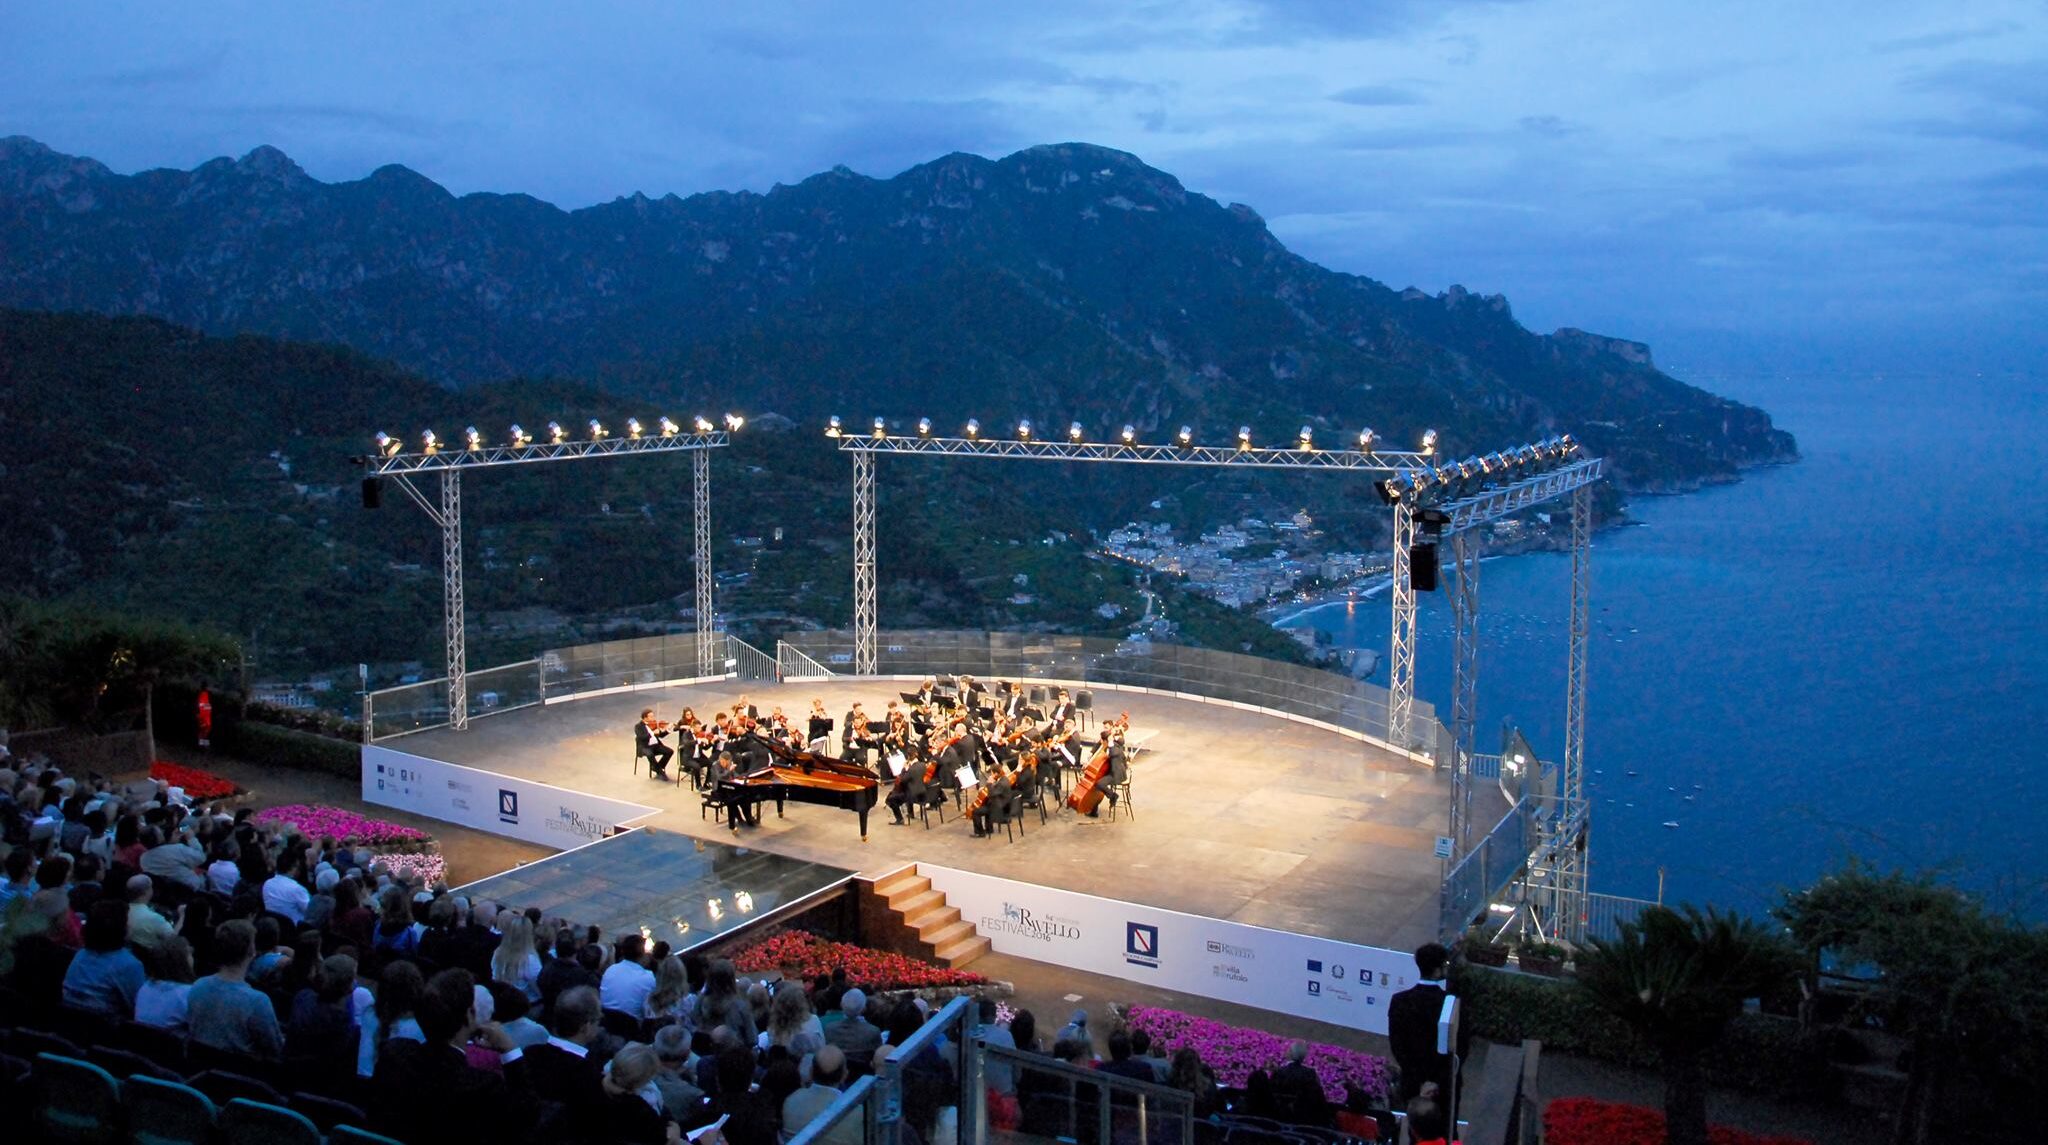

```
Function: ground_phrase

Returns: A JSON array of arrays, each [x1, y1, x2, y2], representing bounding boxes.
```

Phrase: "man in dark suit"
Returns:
[[634, 710, 673, 780], [374, 968, 536, 1142], [1269, 1041, 1333, 1127], [506, 984, 608, 1132], [1387, 942, 1466, 1104], [1046, 689, 1075, 726]]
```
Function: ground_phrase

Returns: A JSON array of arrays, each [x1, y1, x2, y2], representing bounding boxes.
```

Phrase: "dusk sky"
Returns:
[[5, 1, 2044, 374]]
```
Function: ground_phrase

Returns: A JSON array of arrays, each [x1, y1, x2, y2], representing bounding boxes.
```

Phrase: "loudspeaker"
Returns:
[[361, 476, 383, 509], [1409, 542, 1440, 591]]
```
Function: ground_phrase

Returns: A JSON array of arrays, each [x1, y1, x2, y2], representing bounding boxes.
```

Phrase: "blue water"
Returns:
[[1283, 372, 2048, 915]]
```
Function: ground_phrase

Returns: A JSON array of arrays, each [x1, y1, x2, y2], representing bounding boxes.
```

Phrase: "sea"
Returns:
[[1279, 371, 2048, 917]]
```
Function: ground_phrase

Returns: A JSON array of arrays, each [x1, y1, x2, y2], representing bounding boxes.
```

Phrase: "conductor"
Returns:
[[634, 709, 674, 780]]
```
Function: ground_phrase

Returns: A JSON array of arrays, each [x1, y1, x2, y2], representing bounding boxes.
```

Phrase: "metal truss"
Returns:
[[1388, 501, 1419, 753], [1434, 456, 1604, 536], [365, 428, 729, 730], [836, 434, 1432, 471], [694, 450, 715, 677], [1448, 528, 1481, 857], [1554, 481, 1595, 941], [851, 451, 878, 675], [363, 432, 728, 475]]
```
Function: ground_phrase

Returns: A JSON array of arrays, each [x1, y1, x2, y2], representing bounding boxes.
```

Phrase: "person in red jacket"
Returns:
[[195, 686, 213, 749]]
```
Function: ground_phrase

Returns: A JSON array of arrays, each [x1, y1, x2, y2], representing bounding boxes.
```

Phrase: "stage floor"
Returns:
[[398, 680, 1486, 953]]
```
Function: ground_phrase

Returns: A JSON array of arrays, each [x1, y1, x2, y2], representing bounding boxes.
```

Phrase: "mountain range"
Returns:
[[0, 135, 1793, 491]]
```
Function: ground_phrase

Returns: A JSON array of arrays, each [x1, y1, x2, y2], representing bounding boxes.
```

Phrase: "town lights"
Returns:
[[1298, 425, 1314, 451], [1420, 428, 1439, 456], [966, 419, 981, 439], [1177, 425, 1193, 446], [1121, 425, 1136, 444], [375, 432, 401, 459], [1017, 419, 1033, 441], [626, 418, 644, 439], [1357, 428, 1376, 453], [547, 421, 567, 445], [723, 413, 745, 432], [917, 417, 933, 438], [463, 426, 482, 451], [1069, 421, 1084, 442], [826, 416, 843, 439]]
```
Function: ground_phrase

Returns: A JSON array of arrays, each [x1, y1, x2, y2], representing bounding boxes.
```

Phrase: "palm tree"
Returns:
[[1575, 905, 1798, 1145]]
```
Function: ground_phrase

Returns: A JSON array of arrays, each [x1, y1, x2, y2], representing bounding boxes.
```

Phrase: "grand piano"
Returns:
[[719, 732, 881, 840]]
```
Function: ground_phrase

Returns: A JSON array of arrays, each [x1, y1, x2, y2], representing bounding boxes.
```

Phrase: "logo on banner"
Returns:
[[1332, 964, 1346, 979], [1306, 958, 1323, 973], [1308, 980, 1322, 996], [984, 902, 1082, 944], [1206, 939, 1255, 960], [1125, 923, 1160, 968], [497, 790, 520, 823]]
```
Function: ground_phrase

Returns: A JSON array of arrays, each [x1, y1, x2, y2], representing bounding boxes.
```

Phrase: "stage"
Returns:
[[390, 678, 1487, 953]]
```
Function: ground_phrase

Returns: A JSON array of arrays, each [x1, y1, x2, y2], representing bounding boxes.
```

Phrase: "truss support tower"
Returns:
[[1448, 527, 1480, 858], [852, 451, 878, 675], [694, 450, 715, 677], [1553, 481, 1594, 941], [1388, 500, 1418, 755]]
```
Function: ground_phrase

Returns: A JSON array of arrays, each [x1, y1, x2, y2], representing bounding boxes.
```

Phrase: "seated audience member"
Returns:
[[1170, 1048, 1223, 1119], [123, 874, 177, 952], [7, 889, 80, 1000], [507, 984, 609, 1127], [762, 982, 824, 1059], [650, 1024, 708, 1125], [603, 1043, 679, 1145], [489, 979, 552, 1049], [537, 927, 596, 1012], [783, 1044, 856, 1145], [715, 1044, 781, 1145], [205, 840, 241, 897], [491, 912, 544, 1001], [1269, 1040, 1332, 1127], [287, 953, 363, 1075], [374, 967, 532, 1142], [1405, 1087, 1453, 1145], [974, 995, 1018, 1097], [135, 935, 197, 1034], [645, 953, 693, 1024], [1131, 1029, 1170, 1083], [187, 918, 285, 1060], [0, 847, 35, 909], [262, 848, 312, 923], [358, 958, 426, 1076], [139, 823, 208, 893], [371, 885, 426, 958], [602, 932, 658, 1017], [1099, 1030, 1155, 1083], [62, 900, 146, 1017], [824, 988, 881, 1062]]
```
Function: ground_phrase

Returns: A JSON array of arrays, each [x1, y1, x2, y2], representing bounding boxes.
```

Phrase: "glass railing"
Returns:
[[981, 1042, 1197, 1145], [785, 1073, 879, 1145]]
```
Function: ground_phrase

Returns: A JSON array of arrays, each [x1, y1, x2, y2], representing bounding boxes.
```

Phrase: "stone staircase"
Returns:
[[864, 866, 990, 969]]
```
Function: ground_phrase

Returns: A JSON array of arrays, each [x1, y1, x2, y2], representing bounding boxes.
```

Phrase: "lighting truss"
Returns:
[[834, 432, 1432, 470], [362, 431, 728, 475]]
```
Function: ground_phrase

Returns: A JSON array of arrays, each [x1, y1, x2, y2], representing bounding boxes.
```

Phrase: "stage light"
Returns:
[[1559, 433, 1577, 456], [1357, 428, 1376, 453], [547, 421, 567, 445], [1237, 425, 1252, 450], [872, 417, 887, 439], [695, 416, 715, 434], [659, 417, 679, 437], [1374, 478, 1402, 505], [1298, 425, 1314, 451], [917, 417, 932, 438], [588, 419, 608, 440], [707, 898, 723, 920], [626, 418, 644, 439], [826, 415, 843, 438], [724, 413, 745, 432], [1420, 428, 1439, 456], [509, 424, 532, 447], [375, 432, 401, 459], [463, 426, 482, 451], [420, 429, 440, 453], [1018, 419, 1033, 440], [966, 419, 981, 439], [1121, 425, 1136, 444], [1069, 421, 1084, 442], [1177, 425, 1193, 446]]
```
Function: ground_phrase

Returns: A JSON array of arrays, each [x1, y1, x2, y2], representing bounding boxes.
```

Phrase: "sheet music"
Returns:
[[955, 765, 978, 790], [886, 751, 907, 776]]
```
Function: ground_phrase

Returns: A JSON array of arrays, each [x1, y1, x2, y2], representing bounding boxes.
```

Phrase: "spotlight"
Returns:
[[917, 417, 932, 438], [1121, 425, 1136, 444], [420, 429, 440, 453], [1420, 428, 1439, 456], [658, 417, 679, 437], [872, 417, 887, 439], [626, 418, 644, 439], [375, 432, 401, 459], [588, 419, 607, 440], [1069, 421, 1084, 442], [1237, 425, 1252, 450], [1177, 425, 1193, 446], [1298, 425, 1314, 451], [723, 413, 745, 432], [826, 415, 843, 439], [509, 424, 532, 447], [1018, 419, 1033, 440], [1559, 433, 1578, 456], [966, 419, 981, 439], [694, 416, 715, 434], [1374, 478, 1402, 505], [463, 426, 482, 450], [1357, 428, 1376, 453], [547, 421, 567, 444]]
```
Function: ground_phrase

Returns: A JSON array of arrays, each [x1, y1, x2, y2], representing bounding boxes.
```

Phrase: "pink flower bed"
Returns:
[[1124, 1005, 1392, 1103], [377, 850, 448, 887], [252, 804, 430, 846]]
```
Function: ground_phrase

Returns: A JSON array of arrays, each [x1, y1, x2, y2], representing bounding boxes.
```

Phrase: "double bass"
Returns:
[[1065, 711, 1130, 815]]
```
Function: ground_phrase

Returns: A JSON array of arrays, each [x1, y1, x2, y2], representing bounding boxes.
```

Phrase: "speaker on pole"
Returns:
[[1410, 542, 1440, 591], [361, 476, 383, 509]]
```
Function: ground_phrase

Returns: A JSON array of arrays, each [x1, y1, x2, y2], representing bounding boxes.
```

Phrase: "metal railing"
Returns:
[[1584, 891, 1664, 943], [978, 1041, 1197, 1145], [877, 997, 973, 1145], [786, 1074, 879, 1145], [728, 635, 780, 683], [777, 641, 836, 681], [780, 629, 1443, 758], [1440, 798, 1539, 938], [540, 630, 724, 698]]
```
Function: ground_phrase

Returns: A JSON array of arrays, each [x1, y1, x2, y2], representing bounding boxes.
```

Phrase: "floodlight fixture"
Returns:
[[1298, 425, 1314, 451], [826, 415, 843, 439], [1420, 428, 1439, 456], [1357, 428, 1376, 453], [1237, 425, 1252, 450], [966, 418, 981, 439], [375, 432, 401, 459], [871, 417, 887, 439], [723, 413, 745, 432], [917, 417, 933, 438], [464, 426, 483, 451], [626, 418, 644, 440], [1559, 433, 1578, 456], [659, 417, 680, 437], [1374, 478, 1402, 505], [509, 424, 532, 447], [547, 421, 567, 445], [695, 416, 715, 434], [1121, 424, 1136, 444], [1069, 421, 1084, 442], [420, 429, 440, 454], [1018, 419, 1033, 441], [1177, 425, 1193, 446], [587, 419, 607, 440]]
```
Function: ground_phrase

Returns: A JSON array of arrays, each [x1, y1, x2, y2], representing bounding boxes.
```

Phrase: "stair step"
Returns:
[[935, 934, 991, 967], [893, 888, 945, 916], [871, 869, 926, 898], [923, 918, 975, 948], [907, 905, 962, 936]]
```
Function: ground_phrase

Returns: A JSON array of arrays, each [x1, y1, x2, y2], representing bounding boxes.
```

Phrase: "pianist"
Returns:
[[714, 751, 762, 830]]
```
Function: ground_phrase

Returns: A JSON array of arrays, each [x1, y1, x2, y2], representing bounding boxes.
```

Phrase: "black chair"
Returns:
[[119, 1019, 189, 1074], [599, 1008, 644, 1042], [1074, 689, 1095, 730], [289, 1091, 370, 1133], [1108, 776, 1135, 822], [87, 1043, 182, 1082], [188, 1068, 287, 1109], [8, 1026, 86, 1062]]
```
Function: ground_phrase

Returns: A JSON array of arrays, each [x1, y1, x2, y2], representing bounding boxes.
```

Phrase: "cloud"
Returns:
[[1329, 84, 1425, 107], [1872, 22, 2025, 54]]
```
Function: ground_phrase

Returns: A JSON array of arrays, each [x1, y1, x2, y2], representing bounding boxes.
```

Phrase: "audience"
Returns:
[[61, 899, 146, 1017], [187, 918, 285, 1060], [134, 935, 196, 1033]]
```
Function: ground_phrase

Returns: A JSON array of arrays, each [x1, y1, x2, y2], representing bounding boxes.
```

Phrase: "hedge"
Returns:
[[1452, 964, 1833, 1099], [222, 720, 361, 780]]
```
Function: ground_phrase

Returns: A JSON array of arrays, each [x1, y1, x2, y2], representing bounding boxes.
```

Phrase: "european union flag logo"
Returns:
[[1306, 959, 1323, 973]]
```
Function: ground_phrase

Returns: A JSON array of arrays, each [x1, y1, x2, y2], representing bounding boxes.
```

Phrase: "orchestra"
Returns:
[[627, 675, 1136, 843]]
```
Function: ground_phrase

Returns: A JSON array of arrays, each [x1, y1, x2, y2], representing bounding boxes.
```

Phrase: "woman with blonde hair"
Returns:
[[644, 954, 692, 1023], [761, 980, 824, 1058], [490, 913, 542, 1000]]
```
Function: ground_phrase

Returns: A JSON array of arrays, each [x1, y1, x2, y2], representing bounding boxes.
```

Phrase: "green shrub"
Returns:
[[223, 720, 360, 780]]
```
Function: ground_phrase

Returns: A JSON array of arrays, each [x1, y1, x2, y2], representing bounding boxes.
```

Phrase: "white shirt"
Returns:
[[262, 874, 312, 923], [207, 860, 241, 897], [505, 1034, 591, 1064], [134, 980, 192, 1034], [600, 960, 657, 1016]]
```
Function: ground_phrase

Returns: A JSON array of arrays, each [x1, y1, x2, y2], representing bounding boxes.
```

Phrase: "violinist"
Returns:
[[1001, 682, 1029, 722], [842, 702, 877, 765], [970, 763, 1015, 838], [807, 699, 833, 748], [914, 677, 940, 708], [1046, 689, 1075, 726], [635, 709, 674, 780], [885, 725, 941, 826]]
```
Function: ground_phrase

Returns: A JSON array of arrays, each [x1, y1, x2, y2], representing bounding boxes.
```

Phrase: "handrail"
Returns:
[[777, 641, 835, 680], [973, 1040, 1196, 1145], [727, 635, 780, 682], [785, 1073, 879, 1145], [877, 996, 972, 1143]]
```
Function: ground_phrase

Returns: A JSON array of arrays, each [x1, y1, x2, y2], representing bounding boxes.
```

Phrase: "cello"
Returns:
[[1065, 711, 1129, 814]]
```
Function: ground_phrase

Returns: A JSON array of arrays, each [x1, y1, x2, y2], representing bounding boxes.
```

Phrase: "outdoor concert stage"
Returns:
[[394, 680, 1484, 954]]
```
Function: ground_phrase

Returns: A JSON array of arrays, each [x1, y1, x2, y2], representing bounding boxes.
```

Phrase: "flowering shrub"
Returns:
[[251, 804, 430, 846], [377, 849, 448, 887], [150, 761, 239, 800], [1123, 1005, 1392, 1103], [1544, 1098, 1813, 1145], [731, 929, 988, 990]]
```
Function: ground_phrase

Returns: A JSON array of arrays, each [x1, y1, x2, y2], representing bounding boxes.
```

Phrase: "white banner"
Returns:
[[920, 866, 1417, 1034], [362, 745, 660, 850]]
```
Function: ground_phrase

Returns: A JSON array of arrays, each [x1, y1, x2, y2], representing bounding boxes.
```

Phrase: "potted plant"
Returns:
[[1460, 925, 1511, 967], [1516, 938, 1570, 976]]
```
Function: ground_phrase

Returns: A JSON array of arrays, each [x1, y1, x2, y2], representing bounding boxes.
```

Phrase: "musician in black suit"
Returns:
[[1084, 739, 1128, 818], [634, 710, 673, 780], [1001, 682, 1029, 721], [914, 678, 939, 708], [712, 751, 760, 830], [1387, 942, 1467, 1105], [971, 767, 1014, 837], [841, 702, 875, 764], [807, 699, 834, 747], [1047, 689, 1075, 726]]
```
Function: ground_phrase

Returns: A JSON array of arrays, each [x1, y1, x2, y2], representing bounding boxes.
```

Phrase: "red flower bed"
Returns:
[[150, 760, 239, 800], [1545, 1097, 1813, 1145], [731, 929, 988, 990]]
